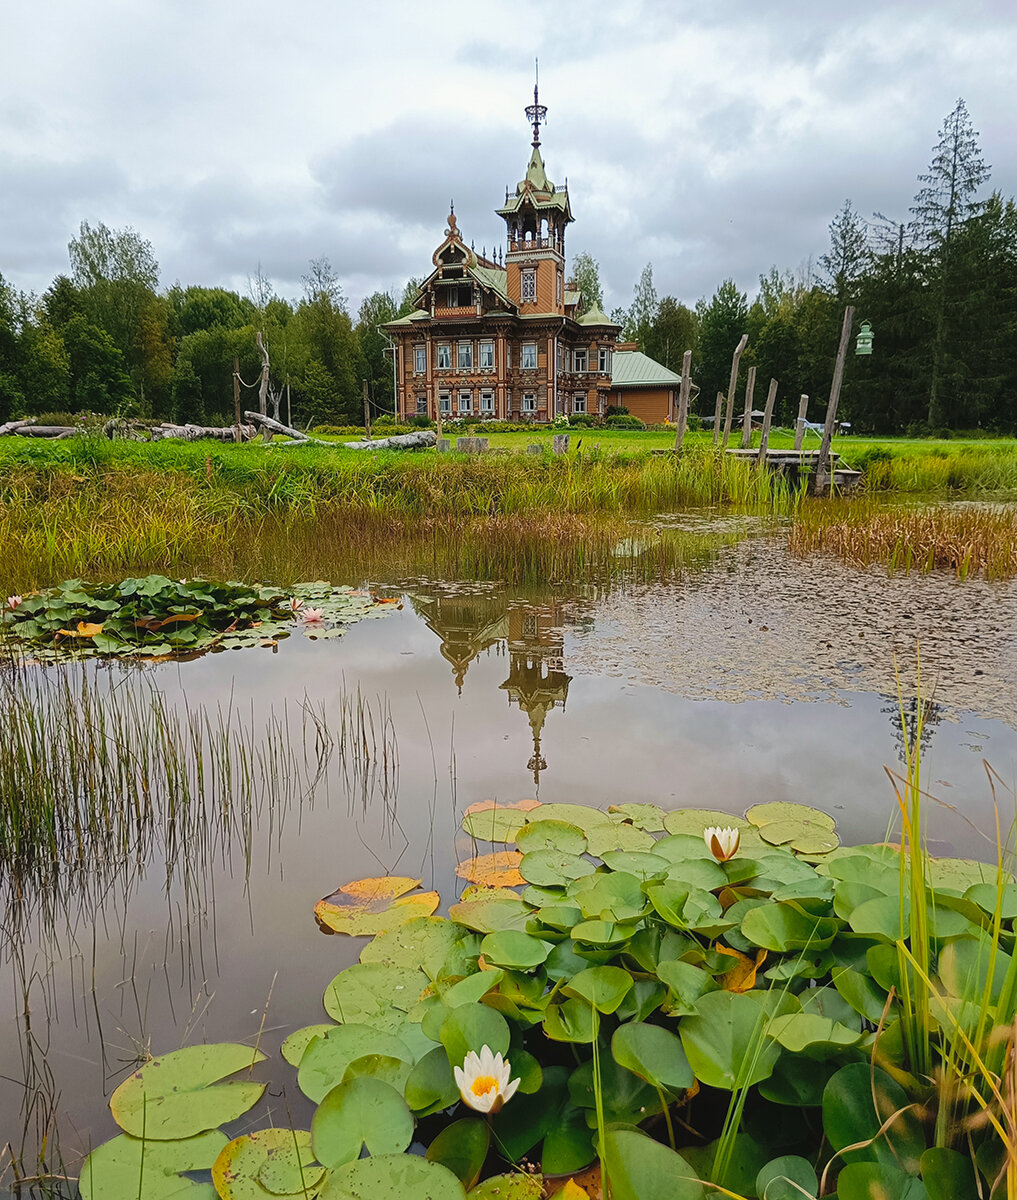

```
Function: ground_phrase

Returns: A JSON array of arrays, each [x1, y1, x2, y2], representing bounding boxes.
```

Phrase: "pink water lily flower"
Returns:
[[289, 597, 305, 612], [300, 607, 325, 624], [6, 595, 23, 610]]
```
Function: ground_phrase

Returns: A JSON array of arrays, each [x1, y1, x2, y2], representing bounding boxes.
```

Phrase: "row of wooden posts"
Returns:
[[672, 305, 856, 493]]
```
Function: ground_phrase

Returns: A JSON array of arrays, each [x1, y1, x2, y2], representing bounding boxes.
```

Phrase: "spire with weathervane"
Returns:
[[496, 61, 573, 314]]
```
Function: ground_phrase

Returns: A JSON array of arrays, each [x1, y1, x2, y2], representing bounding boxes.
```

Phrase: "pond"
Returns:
[[3, 511, 1017, 1194]]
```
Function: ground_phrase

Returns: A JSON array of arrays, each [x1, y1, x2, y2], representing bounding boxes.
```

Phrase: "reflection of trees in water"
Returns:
[[880, 690, 945, 766]]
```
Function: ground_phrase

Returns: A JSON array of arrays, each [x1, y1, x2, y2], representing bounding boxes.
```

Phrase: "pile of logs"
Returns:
[[0, 413, 437, 451]]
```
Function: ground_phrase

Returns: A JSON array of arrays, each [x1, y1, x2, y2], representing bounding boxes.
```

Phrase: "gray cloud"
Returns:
[[0, 0, 1014, 313]]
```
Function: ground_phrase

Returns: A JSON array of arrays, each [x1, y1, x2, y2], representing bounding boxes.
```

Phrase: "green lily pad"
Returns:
[[746, 802, 836, 831], [766, 1012, 864, 1052], [602, 1128, 706, 1200], [405, 1045, 458, 1116], [439, 1003, 510, 1068], [584, 821, 656, 857], [480, 931, 553, 969], [612, 1021, 694, 1091], [755, 1155, 819, 1200], [311, 1077, 414, 1168], [466, 1174, 543, 1199], [281, 1025, 337, 1068], [519, 849, 595, 887], [679, 991, 785, 1091], [662, 809, 749, 836], [527, 803, 614, 834], [561, 965, 633, 1013], [323, 963, 426, 1027], [297, 1024, 414, 1104], [608, 803, 667, 831], [319, 1154, 466, 1200], [80, 1130, 226, 1200], [110, 1044, 267, 1140], [514, 820, 588, 855], [360, 917, 464, 979], [600, 850, 670, 878], [460, 808, 529, 843], [449, 894, 533, 934], [212, 1129, 323, 1200], [426, 1118, 490, 1190]]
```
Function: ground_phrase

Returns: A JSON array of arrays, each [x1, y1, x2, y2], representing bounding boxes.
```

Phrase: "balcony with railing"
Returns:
[[433, 305, 479, 319]]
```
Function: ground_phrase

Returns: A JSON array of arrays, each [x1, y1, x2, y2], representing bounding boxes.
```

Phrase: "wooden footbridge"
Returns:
[[724, 447, 863, 490]]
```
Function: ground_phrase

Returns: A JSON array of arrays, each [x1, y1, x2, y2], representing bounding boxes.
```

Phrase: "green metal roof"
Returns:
[[384, 308, 429, 327], [471, 264, 511, 306], [577, 302, 620, 327], [564, 289, 581, 307], [495, 146, 573, 219], [611, 350, 682, 388]]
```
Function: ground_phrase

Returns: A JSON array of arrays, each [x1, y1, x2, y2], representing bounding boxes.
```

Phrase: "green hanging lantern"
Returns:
[[855, 321, 874, 356]]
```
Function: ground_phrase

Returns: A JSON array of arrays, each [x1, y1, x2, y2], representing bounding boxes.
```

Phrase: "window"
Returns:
[[437, 343, 451, 370], [522, 392, 537, 413], [506, 344, 512, 369], [458, 390, 472, 414], [556, 344, 563, 371], [573, 348, 588, 373], [480, 389, 494, 413], [521, 342, 537, 369], [413, 345, 426, 374], [455, 285, 474, 308], [416, 395, 427, 415], [598, 348, 611, 373], [479, 340, 495, 369], [457, 341, 473, 370], [556, 271, 562, 306], [439, 391, 451, 414], [573, 393, 587, 414], [521, 269, 536, 303]]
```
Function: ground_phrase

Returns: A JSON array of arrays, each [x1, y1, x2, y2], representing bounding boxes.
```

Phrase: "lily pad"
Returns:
[[297, 1024, 414, 1104], [426, 1118, 490, 1190], [584, 821, 656, 857], [456, 852, 525, 888], [662, 809, 749, 837], [311, 1077, 414, 1168], [608, 803, 666, 831], [110, 1044, 267, 1140], [212, 1129, 323, 1200], [562, 965, 633, 1013], [281, 1025, 337, 1068], [515, 820, 588, 856], [314, 877, 439, 936], [611, 1022, 694, 1091], [79, 1130, 227, 1200], [360, 917, 464, 979], [520, 849, 596, 887], [323, 963, 427, 1028], [527, 803, 615, 835], [466, 1174, 543, 1199], [449, 894, 533, 934], [746, 802, 836, 831], [319, 1154, 466, 1200], [480, 930, 553, 970], [460, 807, 530, 844]]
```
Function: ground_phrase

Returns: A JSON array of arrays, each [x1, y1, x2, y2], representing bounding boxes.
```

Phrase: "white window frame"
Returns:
[[458, 389, 472, 414], [598, 348, 611, 373], [573, 393, 587, 414], [413, 345, 426, 374], [573, 348, 588, 373], [521, 342, 537, 370], [415, 395, 428, 415], [522, 392, 537, 413], [479, 340, 495, 369], [457, 341, 473, 370], [480, 389, 495, 413], [439, 391, 451, 414], [437, 343, 452, 370], [556, 271, 562, 306], [521, 269, 536, 303]]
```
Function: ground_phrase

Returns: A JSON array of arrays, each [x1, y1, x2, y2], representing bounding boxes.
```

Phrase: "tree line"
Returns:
[[2, 99, 1013, 434], [579, 98, 1017, 433], [0, 224, 421, 428]]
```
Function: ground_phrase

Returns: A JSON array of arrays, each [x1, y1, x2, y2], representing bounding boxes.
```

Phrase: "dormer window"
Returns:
[[521, 269, 536, 303]]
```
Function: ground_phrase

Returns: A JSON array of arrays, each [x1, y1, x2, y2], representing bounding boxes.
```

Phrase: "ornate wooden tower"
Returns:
[[496, 72, 573, 316]]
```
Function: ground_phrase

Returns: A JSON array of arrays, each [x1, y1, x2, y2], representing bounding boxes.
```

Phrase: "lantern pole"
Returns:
[[814, 305, 854, 495]]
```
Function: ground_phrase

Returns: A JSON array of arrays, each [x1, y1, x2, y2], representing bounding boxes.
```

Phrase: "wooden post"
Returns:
[[793, 394, 809, 450], [740, 366, 757, 448], [815, 306, 854, 494], [256, 330, 271, 442], [674, 349, 692, 450], [712, 391, 724, 444], [233, 356, 242, 443], [363, 379, 371, 440], [756, 378, 778, 466], [286, 377, 291, 430], [722, 334, 749, 447]]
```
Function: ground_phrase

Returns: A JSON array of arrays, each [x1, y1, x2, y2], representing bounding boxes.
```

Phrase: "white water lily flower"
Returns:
[[453, 1045, 521, 1114], [704, 825, 740, 862]]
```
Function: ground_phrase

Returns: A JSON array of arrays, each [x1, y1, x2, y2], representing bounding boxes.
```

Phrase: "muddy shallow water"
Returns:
[[3, 520, 1017, 1191]]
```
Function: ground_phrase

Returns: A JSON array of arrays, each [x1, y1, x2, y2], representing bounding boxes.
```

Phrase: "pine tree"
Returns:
[[909, 98, 990, 427], [627, 263, 659, 351], [819, 200, 869, 302], [694, 280, 748, 414]]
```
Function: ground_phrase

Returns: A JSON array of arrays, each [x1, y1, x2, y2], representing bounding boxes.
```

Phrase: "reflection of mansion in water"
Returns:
[[410, 588, 572, 787]]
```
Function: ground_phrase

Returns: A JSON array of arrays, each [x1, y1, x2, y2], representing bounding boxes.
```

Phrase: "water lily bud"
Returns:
[[704, 825, 740, 862]]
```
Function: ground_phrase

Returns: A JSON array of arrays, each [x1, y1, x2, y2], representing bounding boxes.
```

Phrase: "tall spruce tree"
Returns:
[[819, 201, 869, 302], [910, 98, 990, 428]]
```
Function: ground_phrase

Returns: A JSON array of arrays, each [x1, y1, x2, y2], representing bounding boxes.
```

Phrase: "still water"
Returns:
[[3, 519, 1017, 1190]]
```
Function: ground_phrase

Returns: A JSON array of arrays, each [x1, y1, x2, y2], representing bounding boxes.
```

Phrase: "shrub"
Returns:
[[409, 414, 435, 428], [568, 414, 598, 428], [606, 414, 646, 429], [311, 425, 366, 438], [605, 405, 630, 417]]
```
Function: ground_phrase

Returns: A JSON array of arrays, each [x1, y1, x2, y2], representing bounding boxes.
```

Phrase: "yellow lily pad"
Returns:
[[314, 877, 439, 937]]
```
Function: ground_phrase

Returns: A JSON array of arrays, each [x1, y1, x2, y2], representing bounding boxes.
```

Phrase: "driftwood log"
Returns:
[[0, 423, 80, 437], [243, 411, 329, 444], [151, 423, 256, 442], [343, 430, 437, 451]]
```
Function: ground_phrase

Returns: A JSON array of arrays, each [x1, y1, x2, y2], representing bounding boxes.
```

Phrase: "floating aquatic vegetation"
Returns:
[[0, 574, 399, 661]]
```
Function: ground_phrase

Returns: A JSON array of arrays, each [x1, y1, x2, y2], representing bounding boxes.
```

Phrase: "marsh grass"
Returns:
[[790, 498, 1017, 579]]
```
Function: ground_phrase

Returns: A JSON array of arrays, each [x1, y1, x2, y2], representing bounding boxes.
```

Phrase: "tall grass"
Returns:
[[790, 498, 1017, 579]]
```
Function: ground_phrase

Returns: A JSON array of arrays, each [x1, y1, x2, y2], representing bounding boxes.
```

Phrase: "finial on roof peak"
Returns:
[[525, 57, 547, 148], [447, 200, 457, 235]]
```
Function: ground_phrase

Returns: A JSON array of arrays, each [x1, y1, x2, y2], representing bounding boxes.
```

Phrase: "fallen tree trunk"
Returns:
[[2, 424, 79, 438], [243, 411, 329, 445], [343, 430, 437, 451], [0, 420, 31, 436], [151, 423, 256, 442]]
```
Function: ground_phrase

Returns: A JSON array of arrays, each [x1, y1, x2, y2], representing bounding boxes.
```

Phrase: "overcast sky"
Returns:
[[2, 0, 1016, 316]]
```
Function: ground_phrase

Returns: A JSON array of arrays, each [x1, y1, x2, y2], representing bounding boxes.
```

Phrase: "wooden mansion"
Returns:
[[384, 86, 681, 425]]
